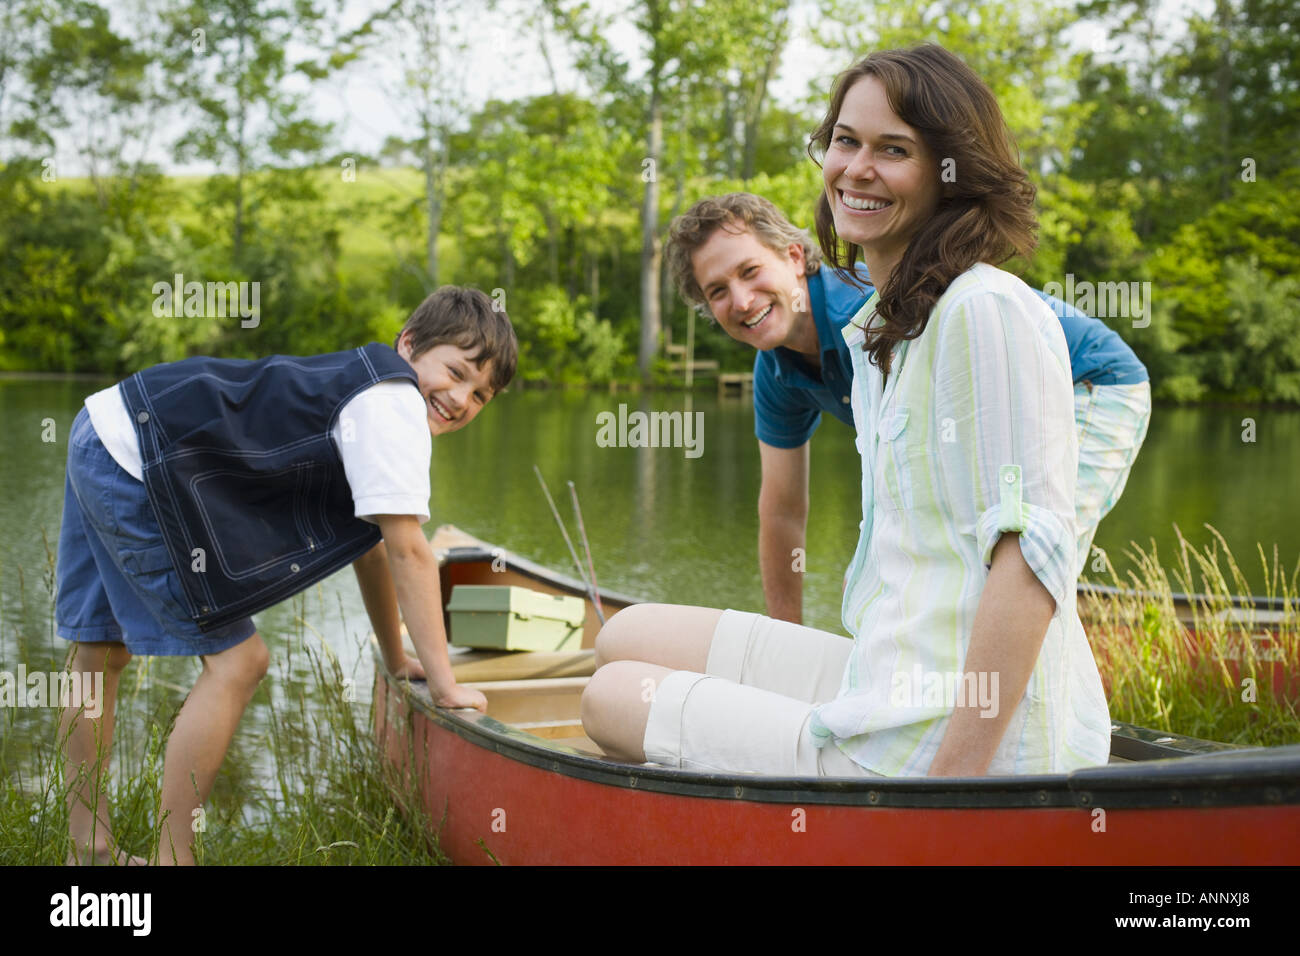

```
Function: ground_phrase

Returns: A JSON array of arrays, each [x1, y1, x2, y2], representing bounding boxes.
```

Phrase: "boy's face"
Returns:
[[691, 222, 810, 352], [397, 334, 495, 436]]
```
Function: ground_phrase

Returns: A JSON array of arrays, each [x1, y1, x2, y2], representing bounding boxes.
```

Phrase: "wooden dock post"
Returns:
[[718, 373, 754, 399]]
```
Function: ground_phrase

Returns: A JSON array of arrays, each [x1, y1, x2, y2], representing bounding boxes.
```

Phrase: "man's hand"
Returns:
[[758, 440, 810, 624]]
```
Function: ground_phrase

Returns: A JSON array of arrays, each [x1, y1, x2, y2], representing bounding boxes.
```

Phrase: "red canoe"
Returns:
[[372, 527, 1300, 865]]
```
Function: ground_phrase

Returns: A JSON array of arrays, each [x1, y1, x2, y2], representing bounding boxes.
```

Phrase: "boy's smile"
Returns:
[[397, 336, 495, 435]]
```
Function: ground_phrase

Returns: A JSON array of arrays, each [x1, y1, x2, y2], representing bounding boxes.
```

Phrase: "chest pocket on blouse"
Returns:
[[875, 406, 918, 511]]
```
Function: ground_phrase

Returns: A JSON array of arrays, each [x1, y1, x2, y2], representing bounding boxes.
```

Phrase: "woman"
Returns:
[[580, 44, 1111, 777]]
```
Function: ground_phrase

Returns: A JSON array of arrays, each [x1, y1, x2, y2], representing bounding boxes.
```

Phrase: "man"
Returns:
[[665, 192, 1151, 624]]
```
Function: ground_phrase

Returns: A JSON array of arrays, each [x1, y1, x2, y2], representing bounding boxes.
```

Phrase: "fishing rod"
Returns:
[[532, 465, 606, 625], [568, 480, 604, 622]]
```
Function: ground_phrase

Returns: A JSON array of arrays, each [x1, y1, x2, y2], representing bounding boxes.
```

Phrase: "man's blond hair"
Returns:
[[666, 193, 822, 309]]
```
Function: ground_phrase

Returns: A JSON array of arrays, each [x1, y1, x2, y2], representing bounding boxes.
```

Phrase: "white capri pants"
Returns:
[[641, 609, 880, 777]]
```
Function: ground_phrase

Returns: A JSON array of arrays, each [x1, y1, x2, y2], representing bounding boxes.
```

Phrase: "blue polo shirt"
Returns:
[[753, 267, 1149, 449]]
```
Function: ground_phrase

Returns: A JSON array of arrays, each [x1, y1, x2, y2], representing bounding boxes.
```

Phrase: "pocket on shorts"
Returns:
[[121, 543, 194, 624]]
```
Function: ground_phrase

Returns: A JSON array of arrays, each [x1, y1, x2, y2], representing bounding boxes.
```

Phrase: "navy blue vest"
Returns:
[[119, 344, 419, 631]]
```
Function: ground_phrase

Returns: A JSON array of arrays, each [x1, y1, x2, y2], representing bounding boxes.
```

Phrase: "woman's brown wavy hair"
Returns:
[[808, 44, 1038, 376]]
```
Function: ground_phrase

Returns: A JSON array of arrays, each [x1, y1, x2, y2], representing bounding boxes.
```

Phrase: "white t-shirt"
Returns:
[[84, 380, 432, 524]]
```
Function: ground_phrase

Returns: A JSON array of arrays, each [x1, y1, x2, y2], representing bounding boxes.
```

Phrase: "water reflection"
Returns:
[[1, 377, 1297, 795]]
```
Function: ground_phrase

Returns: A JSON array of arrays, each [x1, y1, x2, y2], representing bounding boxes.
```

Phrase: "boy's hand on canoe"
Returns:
[[434, 683, 488, 713], [389, 653, 427, 681]]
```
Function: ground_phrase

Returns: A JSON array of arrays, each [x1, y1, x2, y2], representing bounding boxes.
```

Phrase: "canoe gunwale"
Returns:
[[383, 529, 1300, 813], [377, 654, 1300, 812], [439, 544, 642, 610], [442, 539, 1294, 616], [1077, 578, 1292, 614]]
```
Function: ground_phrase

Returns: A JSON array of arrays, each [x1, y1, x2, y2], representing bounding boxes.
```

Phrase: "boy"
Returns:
[[665, 193, 1151, 624], [55, 286, 516, 865]]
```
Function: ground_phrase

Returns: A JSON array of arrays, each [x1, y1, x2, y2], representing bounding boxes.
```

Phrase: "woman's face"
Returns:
[[822, 75, 942, 275]]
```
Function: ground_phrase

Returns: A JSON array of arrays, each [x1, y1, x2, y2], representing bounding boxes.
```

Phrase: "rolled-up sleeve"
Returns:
[[931, 285, 1079, 613]]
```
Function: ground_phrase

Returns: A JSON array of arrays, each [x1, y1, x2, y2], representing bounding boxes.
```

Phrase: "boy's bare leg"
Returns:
[[59, 641, 143, 865], [157, 633, 269, 866]]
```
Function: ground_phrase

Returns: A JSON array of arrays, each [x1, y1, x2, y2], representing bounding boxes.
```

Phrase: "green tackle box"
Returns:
[[446, 585, 585, 652]]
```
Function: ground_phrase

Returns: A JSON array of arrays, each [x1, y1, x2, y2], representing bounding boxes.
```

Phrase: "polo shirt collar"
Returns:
[[770, 271, 841, 387]]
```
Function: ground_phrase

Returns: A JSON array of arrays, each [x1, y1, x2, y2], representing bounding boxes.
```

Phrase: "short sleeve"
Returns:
[[931, 285, 1078, 612], [334, 382, 432, 524], [753, 352, 822, 448]]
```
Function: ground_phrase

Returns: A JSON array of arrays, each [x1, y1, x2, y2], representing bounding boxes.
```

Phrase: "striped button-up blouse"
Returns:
[[810, 263, 1112, 776]]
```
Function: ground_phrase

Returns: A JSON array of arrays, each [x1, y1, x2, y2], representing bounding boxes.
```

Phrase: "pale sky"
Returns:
[[56, 0, 1176, 177]]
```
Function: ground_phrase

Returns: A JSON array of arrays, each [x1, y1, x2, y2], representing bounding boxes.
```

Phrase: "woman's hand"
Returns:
[[926, 532, 1055, 776]]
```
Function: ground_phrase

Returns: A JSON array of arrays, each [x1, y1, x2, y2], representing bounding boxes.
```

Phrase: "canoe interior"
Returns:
[[369, 527, 1300, 864], [438, 552, 636, 651], [426, 526, 1260, 767]]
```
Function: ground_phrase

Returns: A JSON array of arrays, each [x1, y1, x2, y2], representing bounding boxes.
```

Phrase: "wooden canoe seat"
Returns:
[[449, 648, 597, 681], [467, 676, 589, 725]]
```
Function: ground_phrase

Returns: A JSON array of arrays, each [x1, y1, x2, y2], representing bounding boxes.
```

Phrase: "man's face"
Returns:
[[691, 223, 811, 352], [397, 335, 495, 436]]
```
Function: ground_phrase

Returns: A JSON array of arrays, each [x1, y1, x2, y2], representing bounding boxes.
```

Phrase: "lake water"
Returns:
[[2, 377, 1297, 803]]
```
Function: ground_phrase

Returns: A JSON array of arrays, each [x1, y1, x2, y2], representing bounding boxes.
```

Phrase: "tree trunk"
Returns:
[[499, 222, 515, 296], [424, 115, 442, 289], [638, 84, 663, 381], [661, 111, 685, 328], [544, 204, 559, 285], [234, 28, 248, 263], [565, 225, 578, 300], [1214, 0, 1233, 199], [721, 83, 737, 179], [742, 7, 785, 184]]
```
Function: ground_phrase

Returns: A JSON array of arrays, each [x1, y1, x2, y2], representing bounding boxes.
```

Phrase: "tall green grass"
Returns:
[[1084, 525, 1300, 747], [4, 524, 1297, 866], [1, 641, 447, 865], [0, 556, 447, 865]]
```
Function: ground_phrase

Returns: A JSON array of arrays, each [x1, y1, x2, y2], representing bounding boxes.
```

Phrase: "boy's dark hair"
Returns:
[[395, 286, 517, 393]]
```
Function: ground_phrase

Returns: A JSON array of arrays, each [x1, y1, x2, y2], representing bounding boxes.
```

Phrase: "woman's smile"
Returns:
[[822, 75, 942, 282]]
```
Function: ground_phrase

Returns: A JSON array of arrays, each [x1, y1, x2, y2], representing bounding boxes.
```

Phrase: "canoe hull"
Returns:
[[375, 672, 1300, 865], [373, 527, 1300, 865]]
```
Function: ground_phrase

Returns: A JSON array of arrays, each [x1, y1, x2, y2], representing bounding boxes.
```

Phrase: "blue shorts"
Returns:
[[56, 407, 256, 656]]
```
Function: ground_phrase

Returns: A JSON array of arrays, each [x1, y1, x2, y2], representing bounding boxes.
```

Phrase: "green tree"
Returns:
[[352, 0, 488, 290], [813, 0, 1086, 171], [162, 0, 335, 262], [548, 0, 797, 379]]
